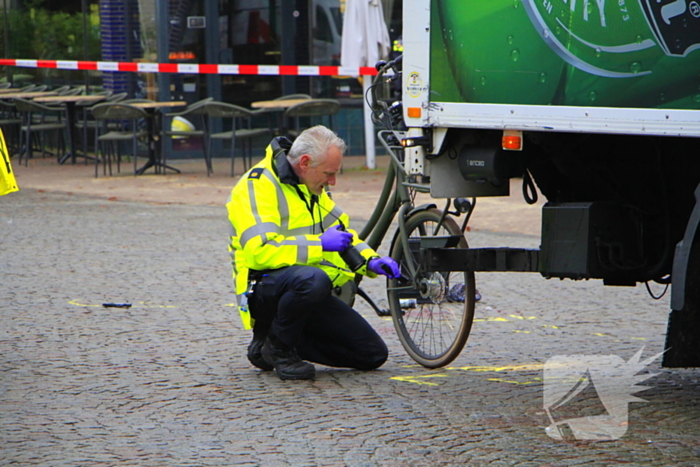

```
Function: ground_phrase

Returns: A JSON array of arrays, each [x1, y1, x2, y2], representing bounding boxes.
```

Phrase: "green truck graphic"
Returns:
[[432, 0, 700, 108]]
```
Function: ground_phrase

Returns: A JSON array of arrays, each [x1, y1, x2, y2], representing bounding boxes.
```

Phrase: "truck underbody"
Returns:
[[423, 129, 700, 367], [397, 0, 700, 368]]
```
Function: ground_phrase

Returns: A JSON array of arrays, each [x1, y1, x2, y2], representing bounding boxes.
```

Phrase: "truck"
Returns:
[[394, 0, 700, 367]]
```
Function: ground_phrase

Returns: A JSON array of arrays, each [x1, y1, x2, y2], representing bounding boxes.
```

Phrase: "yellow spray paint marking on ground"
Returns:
[[390, 374, 450, 386], [69, 300, 176, 309], [68, 300, 102, 308], [594, 332, 645, 340], [473, 314, 565, 334], [392, 363, 545, 386], [473, 316, 511, 322], [487, 377, 541, 385], [473, 315, 536, 323], [447, 363, 545, 372]]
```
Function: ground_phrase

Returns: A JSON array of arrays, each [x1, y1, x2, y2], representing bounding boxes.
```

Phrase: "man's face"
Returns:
[[298, 145, 343, 195]]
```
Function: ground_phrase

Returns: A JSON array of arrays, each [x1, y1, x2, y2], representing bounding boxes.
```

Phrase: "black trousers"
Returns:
[[250, 265, 388, 370]]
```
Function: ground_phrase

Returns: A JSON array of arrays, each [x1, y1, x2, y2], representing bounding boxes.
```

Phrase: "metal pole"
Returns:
[[204, 0, 220, 100], [280, 2, 295, 96], [125, 0, 134, 97], [204, 0, 222, 156], [82, 0, 89, 93], [3, 0, 12, 86], [363, 75, 376, 169], [156, 0, 170, 103]]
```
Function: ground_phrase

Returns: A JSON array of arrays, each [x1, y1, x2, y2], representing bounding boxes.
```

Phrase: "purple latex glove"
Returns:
[[368, 256, 401, 278], [320, 225, 353, 252]]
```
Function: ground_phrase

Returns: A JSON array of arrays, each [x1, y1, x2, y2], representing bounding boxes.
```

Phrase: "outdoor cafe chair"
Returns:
[[75, 92, 128, 162], [161, 97, 213, 175], [0, 99, 21, 155], [283, 98, 341, 138], [14, 97, 67, 166], [255, 93, 313, 134], [58, 87, 84, 96], [104, 92, 128, 102], [203, 101, 270, 176], [91, 102, 149, 177], [53, 85, 71, 94], [121, 98, 156, 104]]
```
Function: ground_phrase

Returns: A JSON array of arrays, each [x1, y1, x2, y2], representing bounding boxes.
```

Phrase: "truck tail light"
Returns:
[[407, 107, 421, 118], [502, 130, 523, 151]]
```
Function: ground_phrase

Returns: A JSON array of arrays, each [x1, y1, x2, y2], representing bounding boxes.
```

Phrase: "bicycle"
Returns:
[[344, 56, 478, 369]]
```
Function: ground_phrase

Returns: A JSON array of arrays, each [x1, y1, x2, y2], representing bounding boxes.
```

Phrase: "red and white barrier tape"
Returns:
[[0, 59, 378, 76]]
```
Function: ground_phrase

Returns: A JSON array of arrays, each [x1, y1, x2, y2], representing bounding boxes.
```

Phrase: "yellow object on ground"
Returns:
[[0, 129, 18, 196]]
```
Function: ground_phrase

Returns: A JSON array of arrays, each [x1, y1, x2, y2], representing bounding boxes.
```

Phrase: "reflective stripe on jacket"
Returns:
[[226, 137, 379, 329]]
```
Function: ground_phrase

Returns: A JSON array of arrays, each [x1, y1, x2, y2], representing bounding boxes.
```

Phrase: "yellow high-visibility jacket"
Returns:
[[226, 137, 379, 329]]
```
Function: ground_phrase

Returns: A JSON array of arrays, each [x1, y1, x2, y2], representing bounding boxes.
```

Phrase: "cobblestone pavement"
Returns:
[[1, 178, 699, 465]]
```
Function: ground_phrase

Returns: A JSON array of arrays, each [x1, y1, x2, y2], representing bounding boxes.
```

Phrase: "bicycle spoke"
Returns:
[[386, 285, 417, 291]]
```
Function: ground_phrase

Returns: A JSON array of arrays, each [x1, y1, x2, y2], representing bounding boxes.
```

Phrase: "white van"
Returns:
[[230, 0, 343, 66], [312, 0, 343, 66]]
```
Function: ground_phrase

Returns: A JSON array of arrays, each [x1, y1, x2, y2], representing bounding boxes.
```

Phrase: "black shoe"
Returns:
[[261, 337, 315, 380], [247, 334, 273, 371]]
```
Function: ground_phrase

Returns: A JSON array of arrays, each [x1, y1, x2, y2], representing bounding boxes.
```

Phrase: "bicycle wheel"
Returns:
[[387, 208, 475, 368]]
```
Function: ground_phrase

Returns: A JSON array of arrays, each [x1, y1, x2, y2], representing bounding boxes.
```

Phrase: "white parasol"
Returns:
[[340, 0, 391, 169]]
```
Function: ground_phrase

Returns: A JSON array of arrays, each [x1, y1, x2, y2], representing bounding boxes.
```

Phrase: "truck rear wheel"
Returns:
[[664, 228, 700, 367]]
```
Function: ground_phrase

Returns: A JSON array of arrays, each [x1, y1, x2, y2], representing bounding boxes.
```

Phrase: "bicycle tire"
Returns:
[[387, 208, 475, 368]]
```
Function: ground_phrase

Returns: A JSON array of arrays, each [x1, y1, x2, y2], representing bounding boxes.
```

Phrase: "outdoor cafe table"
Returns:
[[34, 94, 106, 165], [251, 98, 311, 110], [129, 101, 187, 175], [0, 91, 58, 100]]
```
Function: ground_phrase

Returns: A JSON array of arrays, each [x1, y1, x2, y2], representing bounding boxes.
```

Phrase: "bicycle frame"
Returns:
[[345, 57, 478, 368], [355, 129, 454, 284], [352, 56, 463, 285]]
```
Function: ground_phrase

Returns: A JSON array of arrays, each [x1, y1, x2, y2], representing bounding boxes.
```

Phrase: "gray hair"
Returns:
[[287, 125, 347, 167]]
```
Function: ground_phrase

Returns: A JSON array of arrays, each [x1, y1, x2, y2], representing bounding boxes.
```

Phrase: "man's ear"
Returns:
[[299, 154, 312, 171]]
